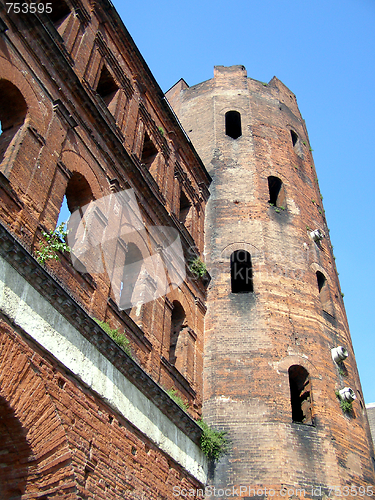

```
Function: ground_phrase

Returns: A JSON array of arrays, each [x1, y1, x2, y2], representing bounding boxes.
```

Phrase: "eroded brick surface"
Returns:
[[0, 321, 203, 499]]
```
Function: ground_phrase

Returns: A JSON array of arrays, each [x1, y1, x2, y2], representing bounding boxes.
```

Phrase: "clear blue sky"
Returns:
[[113, 0, 375, 404]]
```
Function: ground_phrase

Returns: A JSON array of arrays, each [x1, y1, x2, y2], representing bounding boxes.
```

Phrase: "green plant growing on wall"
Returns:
[[340, 399, 353, 414], [158, 126, 165, 136], [166, 388, 189, 411], [189, 257, 207, 278], [197, 419, 228, 461], [338, 365, 346, 377], [335, 391, 353, 414], [94, 319, 132, 357], [36, 223, 70, 264]]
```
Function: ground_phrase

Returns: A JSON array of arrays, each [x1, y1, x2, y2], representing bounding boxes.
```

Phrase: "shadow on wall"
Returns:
[[0, 396, 31, 499]]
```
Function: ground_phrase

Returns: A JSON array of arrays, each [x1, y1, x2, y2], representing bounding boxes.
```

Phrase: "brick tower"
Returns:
[[167, 65, 375, 496]]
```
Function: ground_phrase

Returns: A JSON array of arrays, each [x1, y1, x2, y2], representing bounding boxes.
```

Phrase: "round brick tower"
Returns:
[[167, 65, 375, 496]]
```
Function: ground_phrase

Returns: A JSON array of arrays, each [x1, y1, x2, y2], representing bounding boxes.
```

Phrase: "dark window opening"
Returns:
[[316, 271, 333, 315], [316, 271, 325, 293], [231, 250, 253, 293], [40, 0, 71, 28], [268, 176, 286, 208], [0, 80, 27, 165], [0, 396, 31, 498], [96, 65, 119, 109], [291, 130, 298, 147], [141, 132, 158, 171], [170, 301, 187, 369], [289, 365, 312, 424], [179, 190, 191, 224], [65, 172, 94, 214], [225, 110, 242, 139]]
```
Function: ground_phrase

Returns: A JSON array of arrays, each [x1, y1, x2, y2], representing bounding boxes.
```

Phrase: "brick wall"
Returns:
[[0, 320, 204, 499], [0, 1, 211, 497], [0, 0, 210, 416], [367, 404, 375, 453]]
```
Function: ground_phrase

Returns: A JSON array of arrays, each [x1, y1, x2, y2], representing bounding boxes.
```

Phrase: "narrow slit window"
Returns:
[[225, 111, 242, 139], [316, 271, 333, 315], [268, 176, 286, 208], [288, 365, 312, 424], [0, 80, 27, 165], [230, 250, 253, 293], [291, 130, 298, 147]]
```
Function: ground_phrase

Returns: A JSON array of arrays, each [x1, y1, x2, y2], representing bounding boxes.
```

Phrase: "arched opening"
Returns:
[[268, 176, 286, 208], [60, 172, 94, 255], [230, 250, 253, 293], [65, 172, 94, 215], [288, 365, 312, 424], [0, 80, 27, 165], [120, 242, 143, 310], [0, 396, 31, 498], [169, 301, 187, 370], [225, 111, 242, 139], [316, 271, 333, 315]]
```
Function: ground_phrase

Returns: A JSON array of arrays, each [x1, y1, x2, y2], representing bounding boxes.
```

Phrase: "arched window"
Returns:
[[225, 111, 242, 139], [316, 271, 333, 316], [0, 80, 27, 165], [60, 172, 94, 258], [268, 176, 286, 208], [288, 365, 312, 424], [120, 242, 143, 310], [65, 172, 94, 214], [230, 250, 253, 293], [170, 301, 186, 370]]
